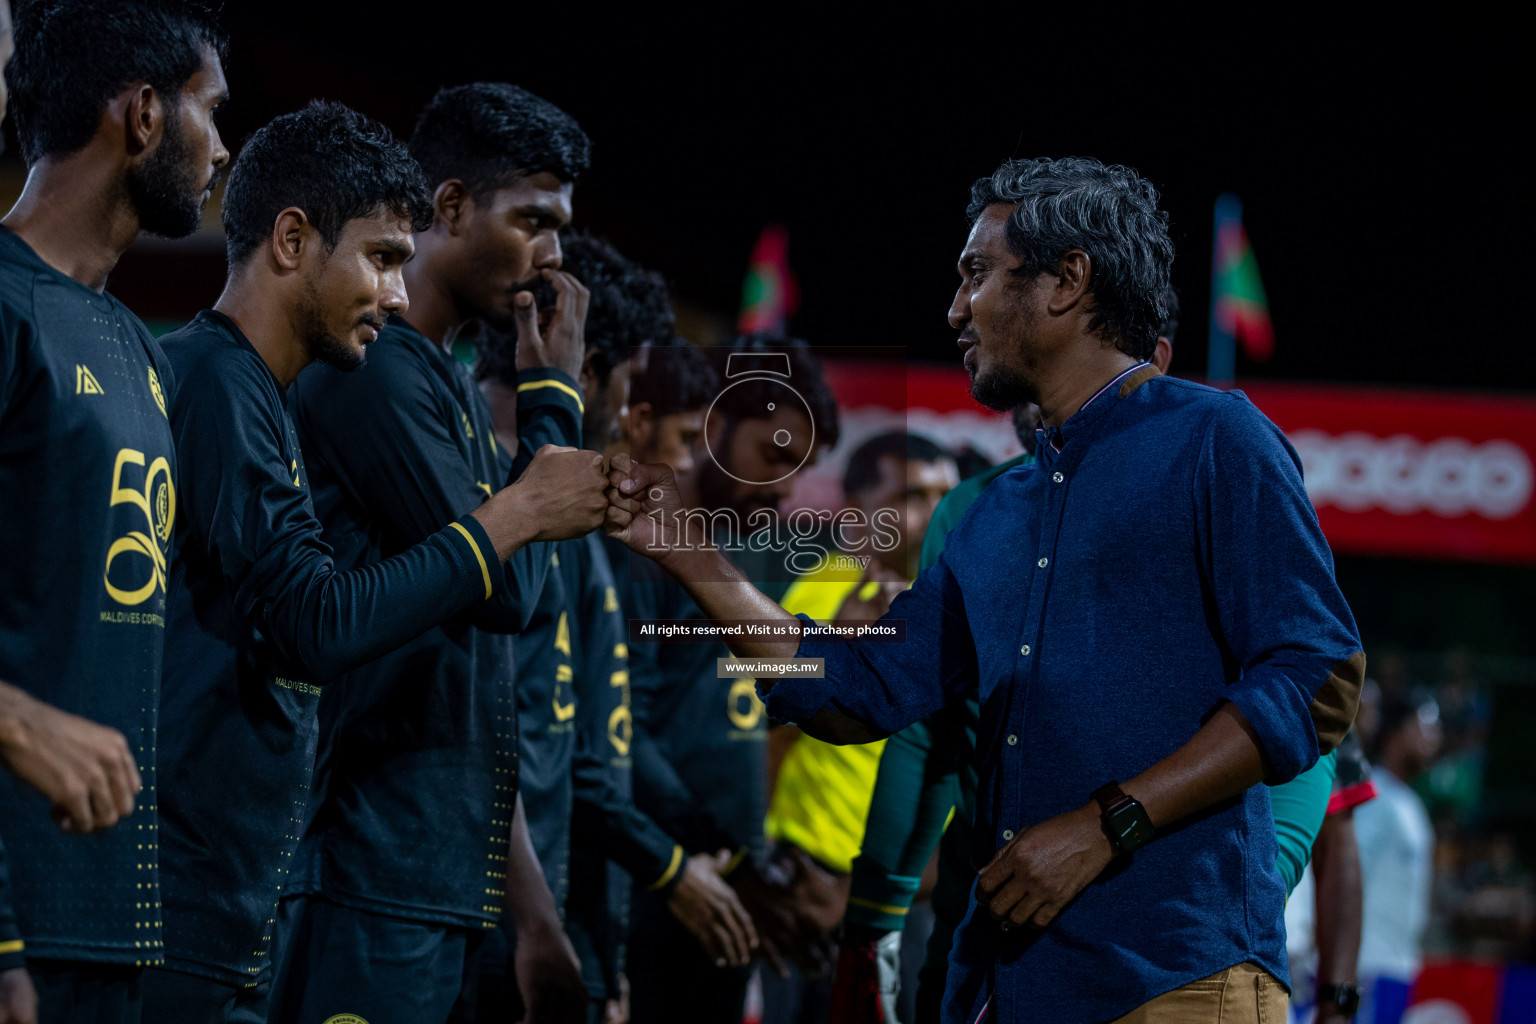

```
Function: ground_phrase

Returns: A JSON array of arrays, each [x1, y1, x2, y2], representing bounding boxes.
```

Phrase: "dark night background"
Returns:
[[5, 12, 1534, 668], [10, 10, 1525, 392]]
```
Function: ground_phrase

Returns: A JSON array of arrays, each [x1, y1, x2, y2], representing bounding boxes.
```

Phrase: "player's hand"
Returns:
[[517, 445, 610, 542], [774, 844, 842, 976], [667, 850, 758, 968], [603, 453, 685, 560], [0, 966, 37, 1024], [513, 915, 587, 1024], [478, 445, 609, 557], [833, 561, 906, 628], [729, 854, 814, 978], [0, 681, 140, 833], [829, 925, 897, 1024], [976, 802, 1115, 931], [514, 269, 587, 381], [603, 974, 628, 1024]]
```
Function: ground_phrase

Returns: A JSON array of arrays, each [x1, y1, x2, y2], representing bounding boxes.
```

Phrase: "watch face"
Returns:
[[1330, 985, 1361, 1015], [1110, 805, 1155, 852]]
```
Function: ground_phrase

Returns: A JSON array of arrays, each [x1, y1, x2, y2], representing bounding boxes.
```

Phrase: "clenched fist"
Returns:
[[0, 680, 141, 833]]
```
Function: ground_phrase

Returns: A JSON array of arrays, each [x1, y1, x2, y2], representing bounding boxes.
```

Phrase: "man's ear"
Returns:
[[270, 207, 310, 272], [433, 180, 474, 236], [1151, 337, 1173, 373], [121, 83, 163, 158], [1046, 248, 1092, 317]]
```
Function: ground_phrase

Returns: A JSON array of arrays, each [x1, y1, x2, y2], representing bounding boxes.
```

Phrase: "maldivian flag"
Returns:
[[738, 224, 799, 334], [1212, 193, 1274, 363]]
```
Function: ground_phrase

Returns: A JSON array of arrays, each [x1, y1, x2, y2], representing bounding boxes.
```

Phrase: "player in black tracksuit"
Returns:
[[269, 83, 601, 1024], [475, 238, 766, 1024], [622, 338, 841, 1024], [143, 104, 609, 1024], [0, 8, 230, 1014]]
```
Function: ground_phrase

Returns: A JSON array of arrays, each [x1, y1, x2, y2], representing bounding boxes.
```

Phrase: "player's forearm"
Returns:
[[1313, 810, 1363, 988], [470, 483, 545, 563], [502, 794, 565, 936], [0, 681, 28, 755], [651, 547, 803, 661], [1122, 702, 1269, 831]]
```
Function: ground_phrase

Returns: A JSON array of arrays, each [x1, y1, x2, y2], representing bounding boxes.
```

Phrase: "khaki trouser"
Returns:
[[1108, 962, 1288, 1024]]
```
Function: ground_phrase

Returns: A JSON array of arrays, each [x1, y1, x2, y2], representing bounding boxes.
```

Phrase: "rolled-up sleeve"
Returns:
[[1196, 396, 1365, 783], [761, 551, 978, 739]]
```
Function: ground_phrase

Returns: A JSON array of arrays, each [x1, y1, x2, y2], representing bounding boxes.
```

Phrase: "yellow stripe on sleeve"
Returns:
[[448, 522, 493, 599], [648, 844, 685, 890], [721, 847, 749, 877], [516, 377, 585, 413], [845, 895, 911, 917], [0, 939, 23, 955]]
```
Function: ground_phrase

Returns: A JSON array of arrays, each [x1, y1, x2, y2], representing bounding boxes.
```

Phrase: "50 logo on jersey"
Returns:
[[103, 448, 175, 606]]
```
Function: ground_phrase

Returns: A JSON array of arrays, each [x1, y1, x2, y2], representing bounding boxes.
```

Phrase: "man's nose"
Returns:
[[536, 233, 562, 271], [382, 273, 408, 317], [947, 288, 970, 331]]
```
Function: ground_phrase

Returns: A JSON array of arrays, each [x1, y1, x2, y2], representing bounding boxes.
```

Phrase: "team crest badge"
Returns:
[[148, 367, 166, 418]]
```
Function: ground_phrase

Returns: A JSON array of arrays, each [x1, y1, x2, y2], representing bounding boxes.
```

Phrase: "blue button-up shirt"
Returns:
[[763, 367, 1363, 1024]]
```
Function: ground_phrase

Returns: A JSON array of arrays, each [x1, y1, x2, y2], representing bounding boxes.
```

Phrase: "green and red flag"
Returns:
[[1207, 193, 1273, 383], [738, 224, 799, 335]]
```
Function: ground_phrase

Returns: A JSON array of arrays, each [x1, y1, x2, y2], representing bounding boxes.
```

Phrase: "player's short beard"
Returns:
[[695, 417, 777, 520], [295, 278, 370, 373], [125, 101, 211, 239]]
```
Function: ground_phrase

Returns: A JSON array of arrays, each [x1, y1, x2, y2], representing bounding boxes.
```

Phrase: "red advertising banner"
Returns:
[[813, 361, 1536, 566], [1238, 382, 1536, 566]]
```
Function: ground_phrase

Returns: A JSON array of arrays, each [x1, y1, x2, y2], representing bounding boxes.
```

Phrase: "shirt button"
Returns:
[[999, 921, 1013, 932], [1020, 645, 1031, 656], [1007, 734, 1018, 746], [1037, 557, 1048, 568], [1002, 829, 1014, 840], [1052, 471, 1065, 483]]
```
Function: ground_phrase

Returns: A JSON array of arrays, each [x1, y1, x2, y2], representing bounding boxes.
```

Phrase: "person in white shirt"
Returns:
[[1355, 691, 1441, 1023]]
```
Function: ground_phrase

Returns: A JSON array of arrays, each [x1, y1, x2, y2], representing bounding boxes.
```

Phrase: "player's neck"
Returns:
[[0, 155, 141, 293], [213, 276, 309, 388], [401, 257, 465, 352], [1035, 344, 1141, 428]]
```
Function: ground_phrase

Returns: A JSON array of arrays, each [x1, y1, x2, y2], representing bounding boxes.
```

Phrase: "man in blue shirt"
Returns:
[[602, 157, 1364, 1024]]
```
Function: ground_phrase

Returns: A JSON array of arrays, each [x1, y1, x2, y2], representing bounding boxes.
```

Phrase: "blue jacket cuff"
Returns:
[[758, 614, 834, 724]]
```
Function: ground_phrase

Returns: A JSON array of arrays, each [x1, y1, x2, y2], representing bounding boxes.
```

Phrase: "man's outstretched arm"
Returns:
[[604, 455, 963, 745]]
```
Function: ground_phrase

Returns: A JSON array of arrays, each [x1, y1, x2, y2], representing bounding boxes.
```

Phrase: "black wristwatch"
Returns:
[[1319, 983, 1360, 1017], [1091, 782, 1154, 854]]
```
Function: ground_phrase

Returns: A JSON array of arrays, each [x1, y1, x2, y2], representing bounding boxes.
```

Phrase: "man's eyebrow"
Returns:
[[516, 203, 569, 226], [375, 237, 414, 258], [958, 251, 990, 271]]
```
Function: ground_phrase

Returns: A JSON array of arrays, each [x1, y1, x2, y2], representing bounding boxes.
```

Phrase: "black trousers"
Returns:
[[27, 960, 140, 1024]]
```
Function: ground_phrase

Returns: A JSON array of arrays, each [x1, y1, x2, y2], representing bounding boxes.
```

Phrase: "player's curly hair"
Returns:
[[703, 335, 841, 449], [409, 82, 589, 198], [221, 100, 433, 266], [5, 0, 228, 164], [629, 336, 720, 419], [968, 157, 1174, 361]]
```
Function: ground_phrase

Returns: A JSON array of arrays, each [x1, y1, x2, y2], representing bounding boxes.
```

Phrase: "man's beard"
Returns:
[[125, 105, 211, 239], [969, 361, 1032, 412], [695, 419, 778, 519], [296, 282, 375, 372]]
